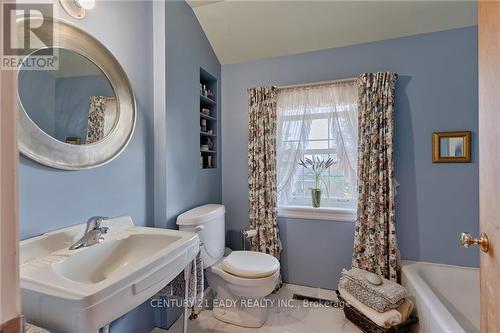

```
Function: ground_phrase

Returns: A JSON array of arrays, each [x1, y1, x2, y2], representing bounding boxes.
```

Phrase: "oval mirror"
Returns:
[[16, 17, 136, 170]]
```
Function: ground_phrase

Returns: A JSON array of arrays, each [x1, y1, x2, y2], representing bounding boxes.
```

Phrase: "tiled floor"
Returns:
[[154, 284, 360, 333]]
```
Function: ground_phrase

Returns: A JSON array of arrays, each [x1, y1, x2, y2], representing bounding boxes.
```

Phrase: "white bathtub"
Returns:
[[401, 261, 479, 333]]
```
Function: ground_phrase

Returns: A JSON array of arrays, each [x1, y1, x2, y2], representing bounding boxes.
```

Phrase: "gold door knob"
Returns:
[[460, 232, 489, 253]]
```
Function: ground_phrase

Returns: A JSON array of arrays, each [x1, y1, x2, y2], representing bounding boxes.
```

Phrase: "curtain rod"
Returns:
[[277, 77, 357, 90]]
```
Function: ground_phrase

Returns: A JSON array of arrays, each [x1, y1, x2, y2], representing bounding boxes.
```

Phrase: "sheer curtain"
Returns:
[[276, 81, 358, 206]]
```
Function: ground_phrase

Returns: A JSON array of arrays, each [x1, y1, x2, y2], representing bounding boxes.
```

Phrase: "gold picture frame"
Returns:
[[432, 131, 471, 163]]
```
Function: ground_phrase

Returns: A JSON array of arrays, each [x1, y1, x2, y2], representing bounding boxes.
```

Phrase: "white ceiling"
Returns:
[[188, 0, 477, 64]]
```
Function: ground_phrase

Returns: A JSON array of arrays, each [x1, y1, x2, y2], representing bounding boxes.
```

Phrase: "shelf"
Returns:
[[200, 67, 218, 169], [200, 94, 216, 105], [200, 131, 216, 137], [200, 113, 217, 121]]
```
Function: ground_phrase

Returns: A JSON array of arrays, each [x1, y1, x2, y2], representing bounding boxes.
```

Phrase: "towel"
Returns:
[[340, 268, 407, 312], [397, 297, 414, 322], [163, 249, 204, 306], [339, 288, 413, 328]]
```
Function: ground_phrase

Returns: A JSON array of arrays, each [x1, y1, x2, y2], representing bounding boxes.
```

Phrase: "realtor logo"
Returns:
[[1, 2, 58, 70]]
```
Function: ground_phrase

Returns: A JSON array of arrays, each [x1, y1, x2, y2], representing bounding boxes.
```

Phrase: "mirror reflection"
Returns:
[[440, 137, 465, 157], [18, 48, 117, 145]]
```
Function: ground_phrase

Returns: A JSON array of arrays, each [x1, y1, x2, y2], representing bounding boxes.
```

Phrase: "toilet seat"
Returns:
[[221, 251, 279, 279], [210, 263, 280, 288]]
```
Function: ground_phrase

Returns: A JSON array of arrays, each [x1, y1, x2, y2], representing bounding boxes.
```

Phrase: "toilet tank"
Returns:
[[177, 204, 225, 268]]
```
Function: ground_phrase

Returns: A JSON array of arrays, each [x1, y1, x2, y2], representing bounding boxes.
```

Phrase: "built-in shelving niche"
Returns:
[[199, 68, 218, 169]]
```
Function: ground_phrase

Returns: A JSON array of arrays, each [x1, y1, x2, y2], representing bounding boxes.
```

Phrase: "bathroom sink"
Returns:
[[20, 216, 199, 333], [52, 233, 181, 284]]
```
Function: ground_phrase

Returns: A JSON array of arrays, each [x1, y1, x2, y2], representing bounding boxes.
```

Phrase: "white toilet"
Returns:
[[177, 204, 280, 328]]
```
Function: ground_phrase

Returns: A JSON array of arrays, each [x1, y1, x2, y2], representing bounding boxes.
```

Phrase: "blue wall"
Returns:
[[222, 27, 479, 290], [19, 1, 157, 332], [157, 0, 222, 328], [164, 0, 222, 230], [18, 70, 56, 137]]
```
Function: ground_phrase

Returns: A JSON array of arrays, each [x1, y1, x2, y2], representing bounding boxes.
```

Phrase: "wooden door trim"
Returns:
[[0, 0, 21, 329], [0, 317, 24, 333], [478, 1, 500, 332]]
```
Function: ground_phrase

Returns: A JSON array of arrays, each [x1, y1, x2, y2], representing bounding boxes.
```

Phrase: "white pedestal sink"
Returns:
[[20, 216, 199, 333]]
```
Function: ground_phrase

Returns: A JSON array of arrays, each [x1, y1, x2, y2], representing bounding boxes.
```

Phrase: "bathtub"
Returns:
[[401, 261, 479, 333]]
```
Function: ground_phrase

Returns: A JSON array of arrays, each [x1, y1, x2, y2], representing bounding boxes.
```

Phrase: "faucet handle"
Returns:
[[101, 226, 109, 234], [93, 217, 104, 228], [86, 216, 107, 230]]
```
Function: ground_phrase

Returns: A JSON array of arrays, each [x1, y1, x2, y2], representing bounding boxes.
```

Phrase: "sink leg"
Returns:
[[183, 264, 191, 333]]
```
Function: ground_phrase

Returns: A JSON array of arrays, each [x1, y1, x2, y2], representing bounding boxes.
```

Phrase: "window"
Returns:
[[285, 113, 355, 208], [276, 81, 358, 221]]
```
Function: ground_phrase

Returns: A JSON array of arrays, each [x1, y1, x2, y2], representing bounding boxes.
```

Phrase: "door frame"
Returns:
[[0, 0, 21, 330], [478, 1, 500, 332]]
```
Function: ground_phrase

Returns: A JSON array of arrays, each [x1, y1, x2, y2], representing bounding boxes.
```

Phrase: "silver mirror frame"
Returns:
[[17, 17, 136, 170]]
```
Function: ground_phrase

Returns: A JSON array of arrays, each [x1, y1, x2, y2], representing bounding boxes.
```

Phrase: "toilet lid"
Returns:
[[221, 251, 280, 279]]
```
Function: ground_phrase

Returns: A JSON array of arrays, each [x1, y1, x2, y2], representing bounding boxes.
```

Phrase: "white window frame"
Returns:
[[278, 205, 356, 222]]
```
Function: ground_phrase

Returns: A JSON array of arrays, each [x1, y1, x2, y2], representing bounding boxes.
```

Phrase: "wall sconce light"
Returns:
[[60, 0, 95, 19]]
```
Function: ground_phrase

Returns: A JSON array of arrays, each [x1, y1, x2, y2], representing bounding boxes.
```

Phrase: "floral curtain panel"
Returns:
[[248, 86, 282, 259], [352, 72, 399, 281], [86, 96, 108, 144]]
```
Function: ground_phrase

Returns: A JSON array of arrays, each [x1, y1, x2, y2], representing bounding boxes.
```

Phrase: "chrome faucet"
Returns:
[[69, 216, 109, 250]]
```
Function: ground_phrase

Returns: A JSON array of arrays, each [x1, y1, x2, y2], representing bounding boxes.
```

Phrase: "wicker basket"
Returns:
[[336, 290, 418, 333]]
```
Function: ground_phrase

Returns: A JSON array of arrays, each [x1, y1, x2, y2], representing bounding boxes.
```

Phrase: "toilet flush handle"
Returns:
[[194, 225, 204, 247]]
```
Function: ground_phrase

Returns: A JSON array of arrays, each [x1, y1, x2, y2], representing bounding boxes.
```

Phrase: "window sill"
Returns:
[[277, 205, 356, 222]]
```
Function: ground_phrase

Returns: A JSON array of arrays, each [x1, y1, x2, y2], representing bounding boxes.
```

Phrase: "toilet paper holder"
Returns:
[[241, 228, 257, 250]]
